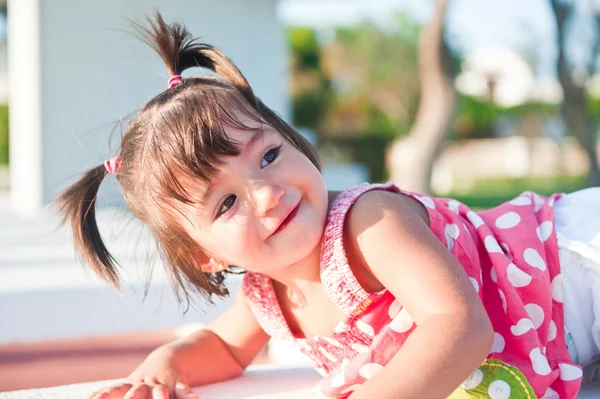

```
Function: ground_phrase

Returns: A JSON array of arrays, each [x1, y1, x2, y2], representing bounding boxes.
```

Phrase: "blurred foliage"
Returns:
[[448, 175, 586, 209], [287, 13, 423, 180], [286, 11, 600, 182], [587, 96, 600, 120], [287, 27, 332, 132], [452, 95, 502, 139], [324, 17, 421, 139], [288, 27, 321, 70], [452, 95, 559, 140], [0, 104, 8, 165], [321, 135, 390, 182]]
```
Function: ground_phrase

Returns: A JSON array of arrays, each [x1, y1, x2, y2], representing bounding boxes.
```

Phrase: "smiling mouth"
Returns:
[[273, 201, 301, 235]]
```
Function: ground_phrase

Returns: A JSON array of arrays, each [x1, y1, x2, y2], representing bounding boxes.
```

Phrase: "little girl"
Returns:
[[59, 13, 600, 399]]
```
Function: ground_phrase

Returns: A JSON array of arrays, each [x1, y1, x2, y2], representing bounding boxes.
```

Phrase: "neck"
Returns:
[[266, 236, 323, 292]]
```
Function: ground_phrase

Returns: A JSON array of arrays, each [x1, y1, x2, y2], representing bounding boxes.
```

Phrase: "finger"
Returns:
[[175, 382, 198, 399], [124, 384, 152, 399], [94, 384, 133, 399], [151, 385, 169, 399]]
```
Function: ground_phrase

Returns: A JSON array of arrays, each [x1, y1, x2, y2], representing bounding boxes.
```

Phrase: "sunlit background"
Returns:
[[1, 0, 599, 395]]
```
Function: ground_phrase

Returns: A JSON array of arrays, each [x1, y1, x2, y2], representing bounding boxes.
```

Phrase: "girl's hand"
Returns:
[[87, 288, 271, 399], [87, 345, 198, 399]]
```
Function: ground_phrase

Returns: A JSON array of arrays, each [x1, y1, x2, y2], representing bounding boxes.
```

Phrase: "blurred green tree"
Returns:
[[288, 27, 332, 134], [286, 6, 461, 184], [0, 105, 7, 165], [549, 0, 600, 186], [387, 0, 457, 193], [321, 15, 421, 139]]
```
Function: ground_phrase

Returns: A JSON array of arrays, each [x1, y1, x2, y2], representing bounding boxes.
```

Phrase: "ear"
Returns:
[[202, 257, 228, 273]]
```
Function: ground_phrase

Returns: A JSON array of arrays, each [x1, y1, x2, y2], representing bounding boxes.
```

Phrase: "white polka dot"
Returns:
[[468, 211, 485, 228], [356, 321, 375, 337], [351, 342, 370, 354], [541, 387, 559, 399], [551, 274, 563, 303], [490, 267, 498, 283], [445, 224, 460, 252], [524, 248, 546, 271], [340, 384, 363, 395], [470, 277, 480, 293], [460, 369, 483, 389], [511, 318, 535, 336], [388, 300, 401, 319], [389, 308, 414, 333], [448, 199, 460, 214], [530, 347, 552, 375], [488, 380, 511, 399], [417, 196, 435, 209], [495, 212, 521, 229], [510, 196, 532, 206], [548, 320, 557, 341], [549, 197, 555, 207], [359, 363, 384, 379], [485, 236, 503, 253], [445, 223, 460, 239], [490, 332, 505, 354], [334, 322, 349, 333], [559, 363, 583, 381], [525, 303, 545, 329], [507, 263, 532, 287], [536, 221, 553, 243], [499, 290, 507, 312]]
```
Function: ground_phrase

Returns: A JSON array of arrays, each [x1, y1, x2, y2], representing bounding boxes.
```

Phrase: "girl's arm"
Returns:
[[345, 190, 494, 399], [88, 287, 270, 399], [167, 286, 271, 386]]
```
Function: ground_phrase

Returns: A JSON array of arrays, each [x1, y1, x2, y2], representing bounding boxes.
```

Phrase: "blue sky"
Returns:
[[278, 0, 594, 78]]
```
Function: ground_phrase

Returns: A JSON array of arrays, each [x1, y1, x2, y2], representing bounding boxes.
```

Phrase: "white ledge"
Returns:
[[0, 365, 322, 399], [3, 365, 600, 399]]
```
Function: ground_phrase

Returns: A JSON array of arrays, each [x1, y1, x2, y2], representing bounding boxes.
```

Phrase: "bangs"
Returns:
[[138, 83, 266, 206]]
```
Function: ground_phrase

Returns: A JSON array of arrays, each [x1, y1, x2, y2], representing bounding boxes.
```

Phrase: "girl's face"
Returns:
[[177, 120, 328, 275]]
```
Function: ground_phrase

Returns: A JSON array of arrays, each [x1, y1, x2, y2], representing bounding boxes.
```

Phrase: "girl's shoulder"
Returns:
[[326, 182, 431, 229], [320, 182, 434, 312]]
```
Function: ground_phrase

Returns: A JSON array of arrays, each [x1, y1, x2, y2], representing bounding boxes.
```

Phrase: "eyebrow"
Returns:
[[199, 129, 273, 207]]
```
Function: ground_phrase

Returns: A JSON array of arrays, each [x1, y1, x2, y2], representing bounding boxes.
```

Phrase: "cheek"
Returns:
[[285, 154, 323, 184], [209, 217, 257, 261]]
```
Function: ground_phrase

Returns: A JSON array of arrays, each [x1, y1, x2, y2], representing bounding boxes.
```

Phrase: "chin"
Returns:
[[285, 219, 324, 261]]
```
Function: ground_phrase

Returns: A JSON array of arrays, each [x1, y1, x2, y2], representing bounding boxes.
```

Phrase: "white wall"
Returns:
[[8, 0, 286, 214]]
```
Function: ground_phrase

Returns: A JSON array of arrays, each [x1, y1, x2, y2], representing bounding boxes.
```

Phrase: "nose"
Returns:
[[250, 180, 284, 216]]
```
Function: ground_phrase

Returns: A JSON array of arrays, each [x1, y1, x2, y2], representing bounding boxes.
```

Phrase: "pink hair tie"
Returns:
[[104, 156, 122, 175], [168, 75, 183, 90]]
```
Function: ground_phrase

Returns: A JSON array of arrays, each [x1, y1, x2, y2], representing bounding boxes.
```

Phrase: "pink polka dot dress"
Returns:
[[242, 182, 582, 398]]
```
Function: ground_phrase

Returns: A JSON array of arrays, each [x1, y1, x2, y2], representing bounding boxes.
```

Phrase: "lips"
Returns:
[[273, 200, 301, 235]]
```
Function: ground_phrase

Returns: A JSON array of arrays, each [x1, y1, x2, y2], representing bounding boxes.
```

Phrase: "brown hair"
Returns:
[[56, 12, 321, 304]]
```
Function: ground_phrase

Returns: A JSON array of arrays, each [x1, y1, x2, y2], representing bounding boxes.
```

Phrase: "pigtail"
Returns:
[[56, 165, 121, 287], [133, 12, 258, 106]]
